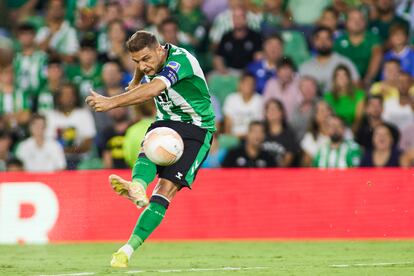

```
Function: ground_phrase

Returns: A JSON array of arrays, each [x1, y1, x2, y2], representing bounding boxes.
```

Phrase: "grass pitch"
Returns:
[[1, 240, 414, 275]]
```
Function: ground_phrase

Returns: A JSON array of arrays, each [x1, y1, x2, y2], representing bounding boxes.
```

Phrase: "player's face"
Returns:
[[130, 45, 165, 76]]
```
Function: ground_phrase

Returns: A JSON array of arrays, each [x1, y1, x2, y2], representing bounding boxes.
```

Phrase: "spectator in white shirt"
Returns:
[[223, 72, 263, 138], [45, 83, 96, 169], [16, 114, 66, 172]]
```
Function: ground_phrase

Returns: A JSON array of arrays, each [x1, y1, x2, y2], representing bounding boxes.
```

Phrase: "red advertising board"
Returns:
[[0, 168, 413, 243]]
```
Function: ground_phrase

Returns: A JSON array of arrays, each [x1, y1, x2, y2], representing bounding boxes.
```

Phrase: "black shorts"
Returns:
[[141, 120, 213, 188]]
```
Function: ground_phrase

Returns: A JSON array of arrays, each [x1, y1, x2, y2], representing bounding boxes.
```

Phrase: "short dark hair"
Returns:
[[17, 23, 36, 33], [389, 22, 409, 37], [248, 120, 264, 131], [366, 94, 384, 106], [384, 58, 401, 67], [161, 17, 178, 29], [264, 34, 284, 45], [80, 35, 97, 49], [30, 113, 46, 126], [240, 71, 256, 81], [276, 56, 296, 71], [312, 26, 333, 39], [48, 56, 62, 66], [126, 31, 158, 52]]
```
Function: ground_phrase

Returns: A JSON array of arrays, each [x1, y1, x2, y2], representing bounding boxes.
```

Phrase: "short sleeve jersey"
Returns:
[[142, 44, 216, 132]]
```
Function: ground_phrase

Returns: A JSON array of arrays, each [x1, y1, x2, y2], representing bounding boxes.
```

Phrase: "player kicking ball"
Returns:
[[85, 31, 215, 268]]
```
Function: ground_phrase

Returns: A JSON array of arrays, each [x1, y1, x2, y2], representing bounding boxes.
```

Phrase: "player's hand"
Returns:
[[85, 88, 114, 112]]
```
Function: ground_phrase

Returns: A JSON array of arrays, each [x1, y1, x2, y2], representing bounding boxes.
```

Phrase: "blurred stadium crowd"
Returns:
[[0, 0, 413, 171]]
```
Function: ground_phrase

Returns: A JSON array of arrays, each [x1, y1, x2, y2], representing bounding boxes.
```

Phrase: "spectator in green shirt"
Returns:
[[369, 0, 410, 44], [334, 8, 383, 86], [66, 36, 103, 101], [313, 115, 361, 168], [324, 64, 365, 133]]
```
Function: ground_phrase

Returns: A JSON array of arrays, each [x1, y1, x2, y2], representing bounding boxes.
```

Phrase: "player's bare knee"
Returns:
[[152, 179, 179, 201]]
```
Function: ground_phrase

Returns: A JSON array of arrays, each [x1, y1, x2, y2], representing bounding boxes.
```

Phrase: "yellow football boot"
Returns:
[[109, 174, 149, 208], [110, 251, 129, 268]]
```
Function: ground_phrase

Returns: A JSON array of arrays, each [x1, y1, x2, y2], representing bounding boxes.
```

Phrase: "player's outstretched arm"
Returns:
[[85, 79, 166, 112]]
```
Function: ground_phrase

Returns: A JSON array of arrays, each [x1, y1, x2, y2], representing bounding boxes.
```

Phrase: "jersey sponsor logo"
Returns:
[[166, 61, 181, 72]]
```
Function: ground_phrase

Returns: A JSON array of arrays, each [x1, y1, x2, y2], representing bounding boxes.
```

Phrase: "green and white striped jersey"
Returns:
[[142, 44, 216, 132], [313, 140, 361, 168], [13, 50, 47, 93], [0, 88, 31, 115]]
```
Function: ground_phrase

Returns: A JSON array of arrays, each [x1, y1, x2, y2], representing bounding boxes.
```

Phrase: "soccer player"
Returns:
[[85, 30, 216, 268]]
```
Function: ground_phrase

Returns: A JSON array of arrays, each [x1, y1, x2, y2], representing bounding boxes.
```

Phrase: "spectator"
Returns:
[[323, 65, 365, 132], [222, 121, 276, 168], [396, 0, 414, 36], [223, 73, 263, 138], [262, 99, 298, 167], [288, 0, 331, 26], [35, 0, 79, 62], [209, 0, 262, 46], [214, 7, 262, 72], [0, 130, 12, 171], [67, 36, 103, 101], [247, 34, 282, 94], [160, 18, 196, 56], [35, 57, 64, 114], [300, 100, 332, 166], [400, 122, 414, 167], [263, 57, 302, 120], [299, 26, 359, 92], [355, 95, 400, 150], [370, 58, 400, 101], [174, 0, 208, 51], [313, 115, 361, 168], [6, 157, 24, 171], [318, 6, 342, 39], [16, 114, 66, 171], [99, 19, 134, 73], [369, 0, 410, 43], [45, 83, 96, 169], [399, 122, 414, 153], [0, 65, 31, 138], [290, 76, 320, 141], [97, 1, 124, 54], [360, 123, 402, 167], [94, 61, 125, 145], [334, 8, 382, 86], [122, 0, 146, 31], [382, 72, 414, 131], [102, 107, 131, 169], [383, 23, 414, 77], [14, 23, 48, 95], [260, 0, 292, 33]]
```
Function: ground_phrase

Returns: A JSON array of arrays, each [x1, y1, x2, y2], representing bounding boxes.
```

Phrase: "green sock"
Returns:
[[127, 201, 166, 250], [131, 156, 157, 190]]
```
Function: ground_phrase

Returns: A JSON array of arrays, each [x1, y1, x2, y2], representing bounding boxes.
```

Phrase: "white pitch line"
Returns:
[[36, 266, 269, 276], [36, 273, 95, 276], [331, 262, 414, 268], [125, 266, 269, 273]]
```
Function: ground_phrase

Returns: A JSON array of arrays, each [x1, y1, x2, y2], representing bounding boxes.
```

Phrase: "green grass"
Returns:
[[1, 241, 414, 275]]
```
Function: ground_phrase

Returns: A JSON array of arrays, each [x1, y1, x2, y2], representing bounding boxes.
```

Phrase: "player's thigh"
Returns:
[[158, 123, 213, 188]]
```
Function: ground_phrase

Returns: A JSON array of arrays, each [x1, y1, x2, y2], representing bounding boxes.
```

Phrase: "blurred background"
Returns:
[[0, 0, 413, 172]]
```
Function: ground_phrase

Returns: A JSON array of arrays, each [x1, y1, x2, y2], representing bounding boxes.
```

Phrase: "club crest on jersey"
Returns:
[[166, 61, 181, 72]]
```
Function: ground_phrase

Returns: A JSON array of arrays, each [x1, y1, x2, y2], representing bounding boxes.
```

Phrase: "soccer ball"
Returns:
[[143, 127, 184, 166]]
